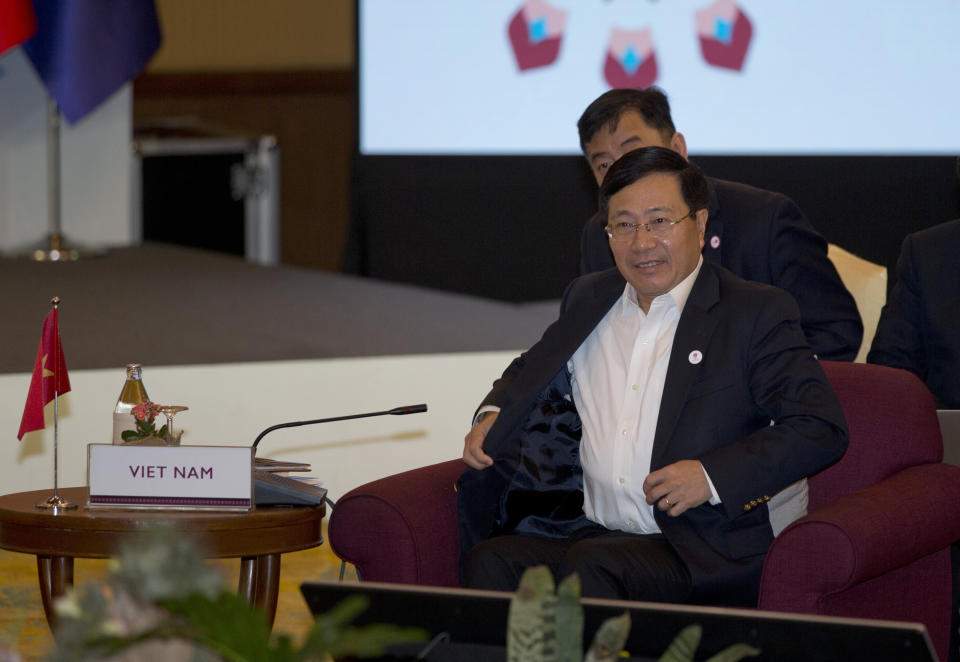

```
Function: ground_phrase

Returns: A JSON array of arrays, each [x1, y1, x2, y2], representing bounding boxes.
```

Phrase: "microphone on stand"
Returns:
[[252, 404, 428, 452]]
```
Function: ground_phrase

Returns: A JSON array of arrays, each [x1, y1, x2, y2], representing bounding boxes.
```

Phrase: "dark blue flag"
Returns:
[[22, 0, 161, 123]]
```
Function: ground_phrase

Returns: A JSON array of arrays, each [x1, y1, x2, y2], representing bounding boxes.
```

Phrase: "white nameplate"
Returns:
[[87, 444, 253, 511]]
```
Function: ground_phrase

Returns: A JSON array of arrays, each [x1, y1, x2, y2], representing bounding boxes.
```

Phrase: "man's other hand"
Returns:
[[462, 412, 498, 469], [642, 460, 712, 517]]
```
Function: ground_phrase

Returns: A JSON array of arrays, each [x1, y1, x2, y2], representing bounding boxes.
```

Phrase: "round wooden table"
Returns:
[[0, 487, 325, 630]]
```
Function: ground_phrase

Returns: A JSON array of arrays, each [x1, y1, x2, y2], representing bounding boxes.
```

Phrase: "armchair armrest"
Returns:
[[328, 459, 464, 587], [759, 462, 960, 610]]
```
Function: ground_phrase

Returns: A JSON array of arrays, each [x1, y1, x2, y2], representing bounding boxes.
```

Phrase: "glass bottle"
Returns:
[[112, 363, 149, 444]]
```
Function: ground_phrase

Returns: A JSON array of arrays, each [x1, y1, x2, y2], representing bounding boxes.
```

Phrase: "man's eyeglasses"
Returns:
[[605, 211, 695, 241]]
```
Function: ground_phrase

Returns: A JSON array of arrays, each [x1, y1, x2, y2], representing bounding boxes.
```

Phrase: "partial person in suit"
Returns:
[[458, 147, 848, 607], [867, 217, 960, 409], [866, 167, 960, 662], [867, 175, 960, 662], [578, 88, 862, 361]]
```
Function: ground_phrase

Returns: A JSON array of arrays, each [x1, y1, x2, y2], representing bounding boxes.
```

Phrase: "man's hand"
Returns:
[[642, 460, 712, 517], [462, 412, 498, 469]]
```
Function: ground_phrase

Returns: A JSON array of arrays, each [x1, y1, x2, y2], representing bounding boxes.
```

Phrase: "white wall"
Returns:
[[0, 49, 133, 252], [0, 352, 515, 503]]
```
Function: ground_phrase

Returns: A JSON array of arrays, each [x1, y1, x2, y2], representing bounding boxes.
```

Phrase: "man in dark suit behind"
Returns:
[[458, 147, 848, 607], [578, 88, 862, 361]]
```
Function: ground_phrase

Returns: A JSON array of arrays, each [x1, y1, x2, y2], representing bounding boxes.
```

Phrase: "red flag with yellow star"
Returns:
[[18, 307, 71, 440], [0, 0, 36, 57]]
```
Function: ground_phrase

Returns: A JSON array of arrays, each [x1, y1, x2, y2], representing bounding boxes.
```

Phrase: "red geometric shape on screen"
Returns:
[[603, 51, 658, 89], [507, 1, 567, 72], [695, 1, 753, 72], [603, 28, 658, 89]]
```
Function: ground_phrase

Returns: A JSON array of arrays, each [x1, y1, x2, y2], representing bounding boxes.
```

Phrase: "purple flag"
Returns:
[[22, 0, 161, 123]]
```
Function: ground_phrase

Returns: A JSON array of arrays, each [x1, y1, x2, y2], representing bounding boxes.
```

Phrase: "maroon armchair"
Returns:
[[328, 361, 960, 661]]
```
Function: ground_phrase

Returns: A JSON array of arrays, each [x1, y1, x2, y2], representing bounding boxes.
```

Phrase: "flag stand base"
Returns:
[[25, 233, 108, 262], [35, 495, 78, 510]]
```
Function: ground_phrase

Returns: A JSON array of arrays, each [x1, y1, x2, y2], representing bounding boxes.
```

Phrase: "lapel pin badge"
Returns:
[[709, 235, 720, 249], [688, 350, 703, 365]]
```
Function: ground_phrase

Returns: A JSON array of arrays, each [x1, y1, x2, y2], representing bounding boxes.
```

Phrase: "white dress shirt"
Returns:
[[569, 258, 707, 534]]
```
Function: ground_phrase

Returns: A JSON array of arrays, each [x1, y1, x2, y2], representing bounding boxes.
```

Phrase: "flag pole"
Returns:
[[36, 297, 77, 510], [27, 99, 101, 262]]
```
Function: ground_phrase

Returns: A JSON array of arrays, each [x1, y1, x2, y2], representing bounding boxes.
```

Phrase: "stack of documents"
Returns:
[[253, 457, 327, 506]]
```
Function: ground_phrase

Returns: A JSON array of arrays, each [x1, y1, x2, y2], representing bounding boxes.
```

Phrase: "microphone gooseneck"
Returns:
[[252, 403, 428, 451]]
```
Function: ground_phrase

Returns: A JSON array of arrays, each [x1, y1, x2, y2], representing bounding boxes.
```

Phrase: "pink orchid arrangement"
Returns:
[[123, 400, 168, 442]]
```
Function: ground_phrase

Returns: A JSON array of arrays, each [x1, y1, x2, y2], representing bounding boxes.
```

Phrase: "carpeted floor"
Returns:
[[0, 243, 558, 374], [0, 522, 355, 661]]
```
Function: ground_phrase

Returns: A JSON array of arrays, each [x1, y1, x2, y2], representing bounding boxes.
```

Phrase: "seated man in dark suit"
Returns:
[[578, 88, 862, 361], [458, 147, 848, 608]]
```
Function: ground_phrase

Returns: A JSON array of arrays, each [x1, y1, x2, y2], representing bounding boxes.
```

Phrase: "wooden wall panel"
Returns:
[[149, 0, 354, 72]]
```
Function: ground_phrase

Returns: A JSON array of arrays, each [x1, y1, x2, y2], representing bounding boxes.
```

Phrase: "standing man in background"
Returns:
[[578, 88, 862, 361]]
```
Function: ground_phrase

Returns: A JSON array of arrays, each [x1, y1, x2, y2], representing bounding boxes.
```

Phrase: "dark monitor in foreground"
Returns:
[[301, 580, 936, 662]]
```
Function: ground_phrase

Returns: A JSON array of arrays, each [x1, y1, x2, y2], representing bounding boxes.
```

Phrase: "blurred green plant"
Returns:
[[48, 525, 425, 661], [658, 624, 760, 662], [507, 565, 760, 662]]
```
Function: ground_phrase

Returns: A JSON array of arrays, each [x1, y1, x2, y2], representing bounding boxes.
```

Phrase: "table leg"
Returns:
[[237, 554, 281, 629], [36, 555, 74, 631], [238, 556, 256, 602], [255, 553, 281, 629]]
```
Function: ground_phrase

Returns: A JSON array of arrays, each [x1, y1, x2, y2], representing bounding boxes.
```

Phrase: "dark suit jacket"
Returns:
[[458, 262, 848, 606], [580, 177, 863, 361], [867, 219, 960, 408]]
